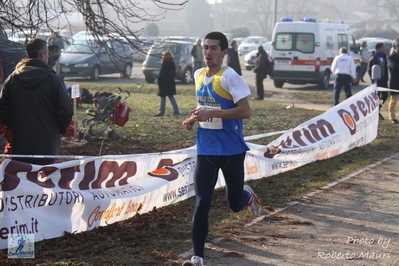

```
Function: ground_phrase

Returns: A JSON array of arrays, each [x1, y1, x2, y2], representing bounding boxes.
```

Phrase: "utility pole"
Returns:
[[273, 0, 278, 27]]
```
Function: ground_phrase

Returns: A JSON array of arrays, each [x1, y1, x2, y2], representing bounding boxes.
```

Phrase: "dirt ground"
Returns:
[[178, 91, 399, 266], [178, 155, 399, 266]]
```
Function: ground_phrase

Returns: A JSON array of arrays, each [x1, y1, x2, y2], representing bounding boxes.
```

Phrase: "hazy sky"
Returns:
[[207, 0, 222, 4]]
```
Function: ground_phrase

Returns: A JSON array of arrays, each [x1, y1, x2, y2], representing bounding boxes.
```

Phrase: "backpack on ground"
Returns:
[[80, 88, 94, 104]]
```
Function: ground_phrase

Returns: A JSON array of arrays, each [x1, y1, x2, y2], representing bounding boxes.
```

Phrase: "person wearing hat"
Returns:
[[387, 38, 399, 124]]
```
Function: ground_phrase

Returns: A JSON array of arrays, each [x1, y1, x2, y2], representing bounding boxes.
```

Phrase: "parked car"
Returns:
[[73, 30, 92, 40], [160, 36, 198, 44], [59, 37, 133, 80], [237, 36, 269, 56], [3, 29, 13, 39], [9, 31, 30, 44], [233, 37, 245, 46], [126, 36, 152, 62], [0, 38, 26, 79], [244, 41, 271, 70], [142, 40, 193, 84]]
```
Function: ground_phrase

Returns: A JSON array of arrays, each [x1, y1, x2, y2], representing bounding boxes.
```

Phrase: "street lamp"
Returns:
[[210, 14, 213, 31]]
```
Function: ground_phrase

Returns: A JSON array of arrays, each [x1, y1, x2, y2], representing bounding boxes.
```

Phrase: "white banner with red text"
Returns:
[[0, 84, 379, 249]]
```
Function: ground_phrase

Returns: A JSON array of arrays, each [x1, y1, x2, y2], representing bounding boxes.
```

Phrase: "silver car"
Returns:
[[238, 36, 269, 56], [244, 41, 271, 70], [142, 40, 193, 84]]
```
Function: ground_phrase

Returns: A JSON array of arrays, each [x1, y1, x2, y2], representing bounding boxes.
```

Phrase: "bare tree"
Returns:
[[382, 0, 399, 19], [1, 0, 187, 39], [236, 0, 274, 36], [278, 0, 319, 21], [0, 0, 188, 70]]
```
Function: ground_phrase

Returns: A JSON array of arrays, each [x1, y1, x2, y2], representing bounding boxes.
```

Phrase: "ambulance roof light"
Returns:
[[280, 17, 293, 22], [303, 17, 317, 22]]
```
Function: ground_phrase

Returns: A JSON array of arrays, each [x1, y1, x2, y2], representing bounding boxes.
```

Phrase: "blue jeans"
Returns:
[[157, 95, 179, 115], [191, 152, 250, 258], [333, 74, 353, 106]]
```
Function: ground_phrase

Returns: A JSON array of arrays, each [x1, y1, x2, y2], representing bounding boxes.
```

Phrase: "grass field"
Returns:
[[1, 83, 398, 265]]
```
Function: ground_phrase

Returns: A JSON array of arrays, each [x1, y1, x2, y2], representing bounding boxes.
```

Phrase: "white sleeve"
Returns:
[[331, 57, 337, 74], [220, 68, 251, 103]]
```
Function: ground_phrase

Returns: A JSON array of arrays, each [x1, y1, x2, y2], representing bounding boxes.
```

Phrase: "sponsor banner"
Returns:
[[247, 84, 379, 178], [0, 152, 197, 249], [0, 85, 379, 249]]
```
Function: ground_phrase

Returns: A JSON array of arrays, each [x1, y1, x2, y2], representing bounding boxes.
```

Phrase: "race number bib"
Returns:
[[198, 106, 223, 129]]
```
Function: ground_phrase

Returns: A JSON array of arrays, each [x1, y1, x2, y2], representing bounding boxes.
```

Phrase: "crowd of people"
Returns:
[[332, 39, 399, 123]]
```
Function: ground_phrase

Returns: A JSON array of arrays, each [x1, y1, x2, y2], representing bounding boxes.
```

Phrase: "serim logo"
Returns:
[[148, 158, 195, 182], [8, 234, 34, 258], [339, 111, 356, 134], [263, 146, 281, 159], [337, 90, 379, 135]]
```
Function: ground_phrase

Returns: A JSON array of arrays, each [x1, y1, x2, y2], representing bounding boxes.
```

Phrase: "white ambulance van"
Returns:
[[269, 17, 361, 90]]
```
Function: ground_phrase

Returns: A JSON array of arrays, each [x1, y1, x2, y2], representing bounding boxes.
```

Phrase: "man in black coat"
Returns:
[[227, 40, 242, 76], [387, 39, 399, 124], [368, 42, 389, 120], [252, 45, 268, 100], [0, 38, 73, 165]]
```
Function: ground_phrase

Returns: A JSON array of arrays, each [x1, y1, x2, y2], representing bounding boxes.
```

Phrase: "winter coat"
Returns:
[[367, 53, 388, 87], [191, 44, 203, 63], [0, 58, 73, 158], [253, 50, 268, 79], [157, 59, 176, 96], [227, 47, 242, 76], [388, 52, 399, 95]]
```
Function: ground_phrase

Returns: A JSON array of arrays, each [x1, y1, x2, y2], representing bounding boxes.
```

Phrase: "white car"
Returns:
[[233, 37, 245, 46], [238, 36, 269, 56], [244, 41, 271, 70], [9, 31, 30, 43]]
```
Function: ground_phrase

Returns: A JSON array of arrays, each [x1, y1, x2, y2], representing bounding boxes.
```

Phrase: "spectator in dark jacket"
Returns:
[[387, 39, 399, 124], [47, 31, 64, 74], [227, 40, 242, 75], [154, 51, 180, 116], [0, 38, 73, 165], [252, 45, 268, 100], [368, 42, 388, 120]]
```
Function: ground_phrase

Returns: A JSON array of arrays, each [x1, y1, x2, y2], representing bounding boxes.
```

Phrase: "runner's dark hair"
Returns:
[[204, 31, 228, 51]]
